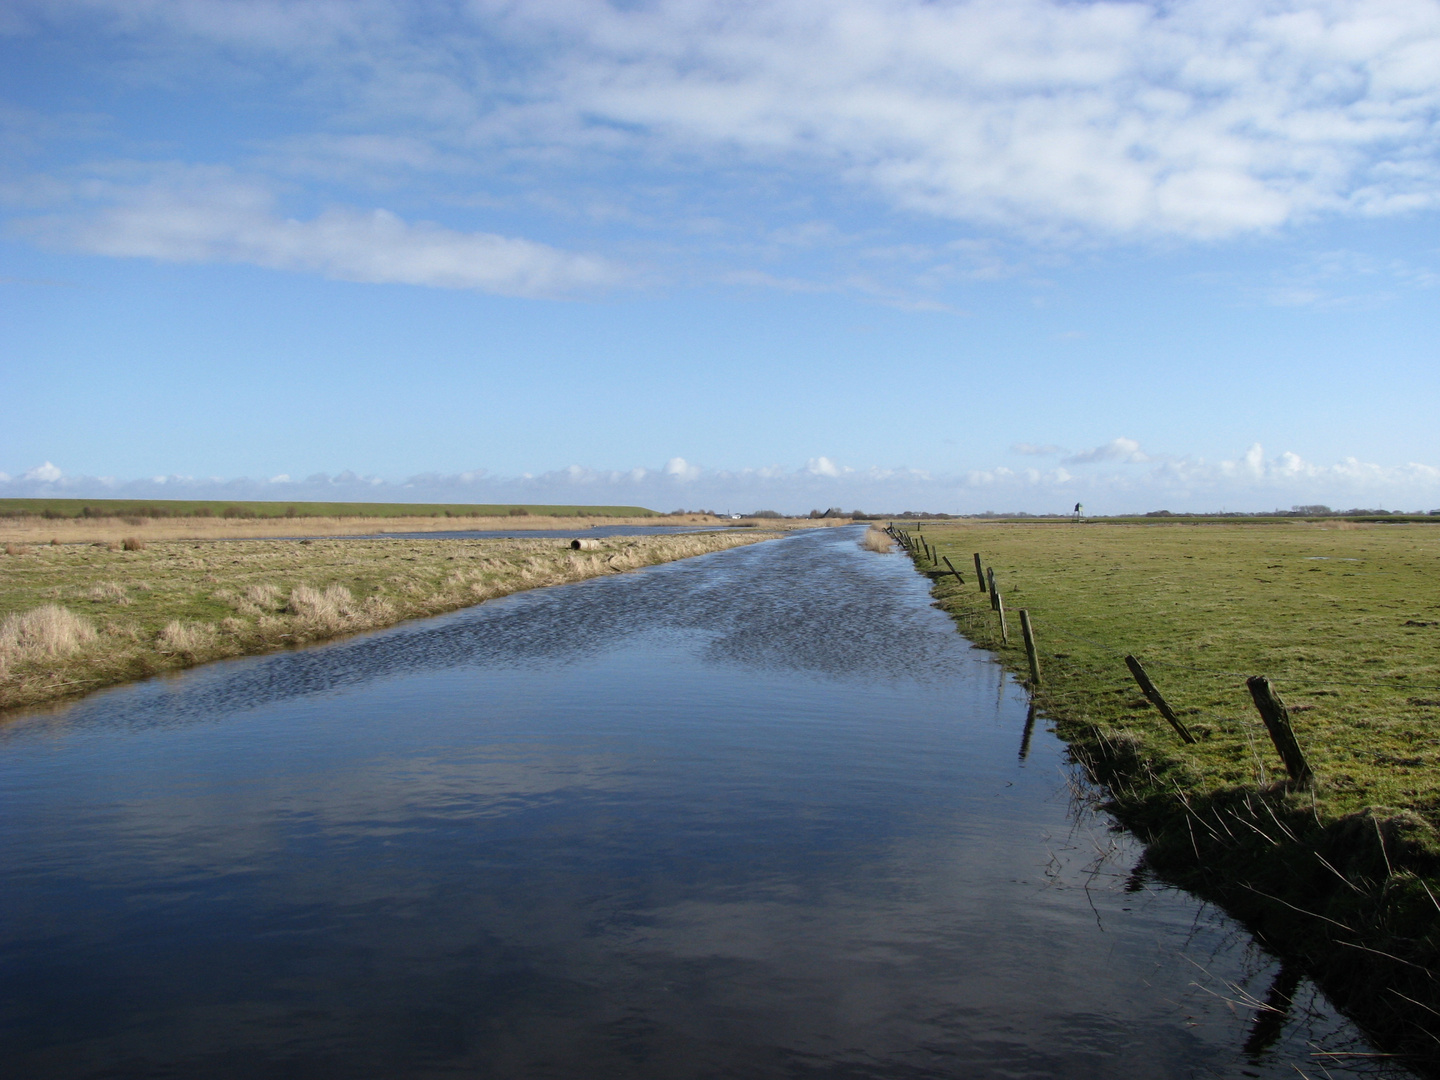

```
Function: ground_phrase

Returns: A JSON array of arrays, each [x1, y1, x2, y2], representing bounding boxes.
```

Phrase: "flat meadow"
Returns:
[[895, 518, 1440, 1059]]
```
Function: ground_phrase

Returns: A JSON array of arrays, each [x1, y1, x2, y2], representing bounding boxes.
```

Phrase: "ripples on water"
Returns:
[[0, 527, 1408, 1078]]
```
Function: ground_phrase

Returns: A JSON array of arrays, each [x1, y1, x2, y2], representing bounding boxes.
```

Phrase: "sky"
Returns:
[[2, 0, 1438, 515]]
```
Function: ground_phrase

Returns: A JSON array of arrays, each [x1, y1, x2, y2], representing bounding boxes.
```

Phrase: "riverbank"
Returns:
[[0, 530, 780, 713], [895, 520, 1440, 1068], [0, 513, 848, 545]]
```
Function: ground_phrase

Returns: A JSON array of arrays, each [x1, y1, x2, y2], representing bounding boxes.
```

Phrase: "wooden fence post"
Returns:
[[987, 567, 999, 609], [1124, 655, 1196, 744], [994, 590, 1008, 643], [1020, 610, 1041, 687], [943, 556, 965, 583], [974, 553, 986, 592], [1246, 676, 1314, 785]]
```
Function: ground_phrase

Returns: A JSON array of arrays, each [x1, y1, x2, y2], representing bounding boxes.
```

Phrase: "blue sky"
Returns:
[[2, 0, 1438, 514]]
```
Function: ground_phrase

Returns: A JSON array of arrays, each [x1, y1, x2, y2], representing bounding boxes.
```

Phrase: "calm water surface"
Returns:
[[0, 527, 1406, 1078]]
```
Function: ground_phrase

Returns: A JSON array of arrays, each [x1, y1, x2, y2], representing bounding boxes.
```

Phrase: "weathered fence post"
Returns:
[[987, 567, 999, 609], [1124, 655, 1196, 744], [974, 553, 986, 592], [942, 556, 965, 583], [1246, 676, 1314, 785], [1019, 609, 1041, 687], [994, 590, 1008, 643]]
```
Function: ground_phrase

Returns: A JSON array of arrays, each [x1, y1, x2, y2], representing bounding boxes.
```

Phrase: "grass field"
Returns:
[[893, 519, 1440, 1064], [0, 530, 778, 713], [0, 512, 736, 546], [0, 498, 660, 519]]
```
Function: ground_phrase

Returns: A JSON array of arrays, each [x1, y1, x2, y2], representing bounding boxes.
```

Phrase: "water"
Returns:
[[0, 527, 1406, 1078]]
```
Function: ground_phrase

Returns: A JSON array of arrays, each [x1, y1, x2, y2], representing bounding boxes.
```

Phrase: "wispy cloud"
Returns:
[[1063, 437, 1151, 465], [1012, 443, 1065, 457], [15, 167, 627, 298], [16, 0, 1440, 244]]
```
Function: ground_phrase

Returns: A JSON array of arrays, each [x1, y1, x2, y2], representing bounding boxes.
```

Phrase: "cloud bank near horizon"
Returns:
[[5, 442, 1438, 515]]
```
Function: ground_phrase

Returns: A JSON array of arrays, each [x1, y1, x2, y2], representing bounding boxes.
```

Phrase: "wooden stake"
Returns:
[[994, 590, 1008, 643], [1019, 609, 1041, 687], [1246, 676, 1314, 785], [987, 567, 999, 609], [974, 553, 986, 592], [1125, 655, 1196, 744], [943, 555, 965, 583]]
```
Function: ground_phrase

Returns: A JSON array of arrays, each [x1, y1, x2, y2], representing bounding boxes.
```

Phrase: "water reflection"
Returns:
[[0, 527, 1411, 1078]]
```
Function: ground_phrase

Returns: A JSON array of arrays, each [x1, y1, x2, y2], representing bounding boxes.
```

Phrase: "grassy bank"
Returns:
[[893, 520, 1440, 1067], [0, 497, 659, 519], [0, 512, 733, 546], [0, 513, 852, 546], [1, 530, 778, 714]]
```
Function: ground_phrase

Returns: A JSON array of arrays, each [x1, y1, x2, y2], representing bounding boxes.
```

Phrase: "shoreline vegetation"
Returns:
[[0, 511, 853, 546], [0, 530, 781, 715], [882, 521, 1440, 1070]]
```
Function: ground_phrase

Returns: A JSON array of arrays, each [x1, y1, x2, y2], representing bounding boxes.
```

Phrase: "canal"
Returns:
[[0, 526, 1405, 1078]]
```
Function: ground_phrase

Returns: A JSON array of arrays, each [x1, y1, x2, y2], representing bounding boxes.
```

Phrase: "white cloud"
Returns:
[[22, 461, 62, 482], [471, 0, 1440, 239], [663, 456, 701, 481], [1063, 437, 1151, 465], [18, 0, 1440, 243], [17, 167, 626, 298]]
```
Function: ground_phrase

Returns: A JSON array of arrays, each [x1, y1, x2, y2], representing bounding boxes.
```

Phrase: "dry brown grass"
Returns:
[[0, 604, 98, 675], [0, 530, 780, 712], [0, 513, 722, 544], [0, 513, 848, 545], [859, 525, 894, 553]]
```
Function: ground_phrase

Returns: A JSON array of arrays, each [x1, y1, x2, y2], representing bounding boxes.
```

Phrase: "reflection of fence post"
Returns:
[[974, 553, 986, 592], [943, 556, 965, 583], [994, 590, 1008, 644], [1125, 655, 1196, 744], [1247, 676, 1313, 785], [1020, 610, 1041, 686]]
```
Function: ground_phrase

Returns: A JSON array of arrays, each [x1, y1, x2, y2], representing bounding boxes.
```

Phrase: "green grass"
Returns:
[[0, 498, 660, 519], [894, 520, 1440, 1066]]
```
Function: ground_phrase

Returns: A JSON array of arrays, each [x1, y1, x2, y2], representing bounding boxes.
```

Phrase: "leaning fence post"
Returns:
[[974, 553, 986, 592], [1020, 610, 1041, 686], [943, 555, 965, 583], [994, 590, 1008, 644], [1125, 655, 1196, 744], [1246, 676, 1314, 785], [987, 567, 999, 609]]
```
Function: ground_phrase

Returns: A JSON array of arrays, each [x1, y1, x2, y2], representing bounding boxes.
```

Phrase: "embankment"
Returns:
[[889, 520, 1440, 1070], [1, 531, 779, 713]]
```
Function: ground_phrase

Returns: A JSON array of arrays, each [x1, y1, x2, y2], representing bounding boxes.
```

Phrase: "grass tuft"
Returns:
[[859, 525, 894, 553], [1, 605, 97, 670]]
